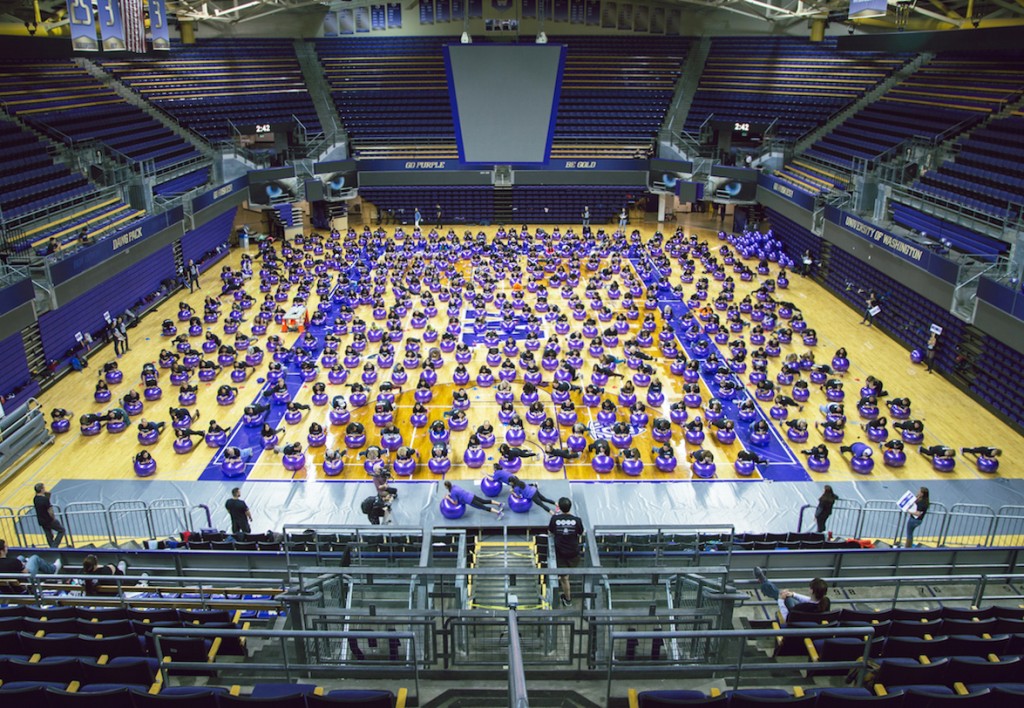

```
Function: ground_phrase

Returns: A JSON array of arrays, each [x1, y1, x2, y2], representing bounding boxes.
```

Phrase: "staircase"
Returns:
[[661, 35, 711, 144], [21, 322, 48, 379], [493, 185, 513, 225], [293, 40, 346, 156], [468, 536, 547, 610], [793, 52, 935, 156]]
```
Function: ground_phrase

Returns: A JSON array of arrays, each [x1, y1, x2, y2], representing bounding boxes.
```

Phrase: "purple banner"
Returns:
[[339, 7, 354, 33], [98, 0, 127, 51], [67, 0, 99, 51], [419, 0, 434, 23], [371, 4, 386, 29], [436, 0, 451, 21], [553, 0, 569, 20], [758, 173, 816, 211], [634, 4, 648, 31], [148, 0, 170, 50], [324, 9, 339, 36], [468, 0, 483, 18], [451, 0, 465, 19], [521, 0, 536, 17], [585, 0, 600, 25], [355, 5, 370, 31], [666, 6, 680, 34], [387, 2, 402, 27], [570, 0, 585, 23], [617, 2, 632, 29], [849, 0, 888, 18], [650, 6, 665, 32]]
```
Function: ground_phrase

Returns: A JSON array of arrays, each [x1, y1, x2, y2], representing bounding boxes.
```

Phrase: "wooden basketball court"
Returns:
[[3, 213, 1020, 515]]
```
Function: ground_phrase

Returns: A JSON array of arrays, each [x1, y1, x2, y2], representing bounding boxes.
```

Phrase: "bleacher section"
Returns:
[[98, 39, 321, 143], [315, 37, 455, 160], [316, 36, 686, 160], [0, 331, 39, 412], [548, 35, 689, 158], [778, 54, 1024, 196], [359, 185, 645, 225], [911, 114, 1024, 221], [512, 185, 642, 224], [358, 186, 493, 225], [889, 204, 1009, 260], [0, 120, 93, 221], [0, 121, 145, 253], [972, 336, 1024, 429], [0, 61, 202, 177], [685, 37, 908, 143]]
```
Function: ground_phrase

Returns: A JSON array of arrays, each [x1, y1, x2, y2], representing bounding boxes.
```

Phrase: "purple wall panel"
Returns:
[[0, 331, 39, 413], [38, 245, 176, 362], [181, 208, 237, 272]]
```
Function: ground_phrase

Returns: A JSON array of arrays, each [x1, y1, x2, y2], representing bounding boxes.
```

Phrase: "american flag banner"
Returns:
[[122, 0, 147, 53]]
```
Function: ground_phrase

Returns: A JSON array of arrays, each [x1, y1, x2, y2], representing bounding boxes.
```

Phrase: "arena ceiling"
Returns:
[[3, 0, 1023, 34]]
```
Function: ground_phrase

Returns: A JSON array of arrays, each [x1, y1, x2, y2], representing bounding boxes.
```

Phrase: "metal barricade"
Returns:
[[858, 500, 905, 544], [108, 500, 154, 543], [798, 499, 863, 537], [149, 498, 190, 539], [63, 501, 114, 547], [940, 503, 997, 547], [993, 506, 1024, 547], [0, 507, 20, 547], [15, 505, 59, 548], [188, 504, 213, 531]]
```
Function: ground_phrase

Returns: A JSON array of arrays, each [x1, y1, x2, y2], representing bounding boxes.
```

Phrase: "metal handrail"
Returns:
[[606, 626, 876, 700], [507, 609, 530, 708], [151, 626, 419, 699]]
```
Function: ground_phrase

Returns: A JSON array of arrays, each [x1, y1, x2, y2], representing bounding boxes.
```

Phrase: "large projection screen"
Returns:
[[444, 44, 565, 164]]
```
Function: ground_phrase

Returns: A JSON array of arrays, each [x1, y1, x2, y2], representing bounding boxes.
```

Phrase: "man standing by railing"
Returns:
[[34, 482, 65, 548], [549, 497, 583, 607]]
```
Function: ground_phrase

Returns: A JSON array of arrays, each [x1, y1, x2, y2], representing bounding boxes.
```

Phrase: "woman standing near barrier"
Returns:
[[815, 485, 838, 534], [904, 487, 930, 548]]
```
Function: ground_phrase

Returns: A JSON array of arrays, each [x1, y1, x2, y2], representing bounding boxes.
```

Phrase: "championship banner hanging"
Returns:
[[98, 0, 127, 51], [123, 0, 147, 53], [849, 0, 887, 18], [67, 0, 99, 51], [148, 0, 171, 50]]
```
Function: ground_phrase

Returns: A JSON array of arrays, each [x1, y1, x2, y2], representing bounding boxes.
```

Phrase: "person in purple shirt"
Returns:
[[444, 481, 503, 518], [508, 476, 558, 513], [489, 462, 516, 487]]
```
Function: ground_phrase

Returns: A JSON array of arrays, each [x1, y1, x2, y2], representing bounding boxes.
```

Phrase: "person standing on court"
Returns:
[[34, 482, 65, 548], [618, 207, 628, 231], [924, 332, 937, 373], [814, 485, 838, 534], [435, 204, 442, 229], [414, 207, 422, 229], [582, 206, 590, 229], [117, 317, 129, 353], [225, 487, 252, 539], [111, 319, 126, 357], [187, 259, 201, 291], [549, 497, 584, 607], [858, 289, 879, 326]]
